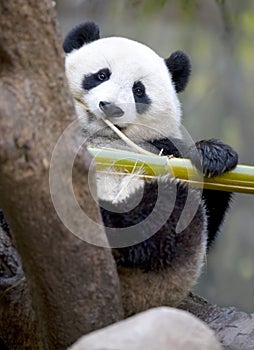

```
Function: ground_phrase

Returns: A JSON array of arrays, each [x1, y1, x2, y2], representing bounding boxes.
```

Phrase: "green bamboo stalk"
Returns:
[[88, 147, 254, 194]]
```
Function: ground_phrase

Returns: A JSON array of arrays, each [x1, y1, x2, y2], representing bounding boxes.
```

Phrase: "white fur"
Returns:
[[65, 36, 183, 202]]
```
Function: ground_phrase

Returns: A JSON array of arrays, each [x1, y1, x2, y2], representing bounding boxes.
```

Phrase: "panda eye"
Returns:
[[133, 81, 151, 114], [96, 69, 111, 82], [97, 71, 107, 81], [133, 81, 146, 98], [83, 68, 111, 90], [134, 87, 144, 97]]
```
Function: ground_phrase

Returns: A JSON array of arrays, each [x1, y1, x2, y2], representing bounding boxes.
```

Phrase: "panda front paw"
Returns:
[[191, 139, 238, 177]]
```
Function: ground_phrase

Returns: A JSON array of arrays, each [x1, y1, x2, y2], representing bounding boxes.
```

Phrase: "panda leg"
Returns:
[[100, 177, 207, 316]]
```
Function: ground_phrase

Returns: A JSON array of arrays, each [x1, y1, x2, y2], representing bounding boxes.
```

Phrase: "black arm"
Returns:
[[150, 138, 238, 246]]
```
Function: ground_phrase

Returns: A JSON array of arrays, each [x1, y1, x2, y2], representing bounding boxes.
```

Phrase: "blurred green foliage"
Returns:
[[143, 0, 168, 13]]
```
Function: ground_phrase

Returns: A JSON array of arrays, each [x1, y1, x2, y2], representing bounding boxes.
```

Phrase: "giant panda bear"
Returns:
[[63, 22, 238, 316]]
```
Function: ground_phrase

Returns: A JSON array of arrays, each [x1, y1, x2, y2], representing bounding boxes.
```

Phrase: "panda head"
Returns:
[[63, 22, 191, 141]]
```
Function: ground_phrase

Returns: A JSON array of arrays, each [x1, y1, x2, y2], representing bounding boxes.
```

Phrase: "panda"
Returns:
[[63, 22, 238, 316]]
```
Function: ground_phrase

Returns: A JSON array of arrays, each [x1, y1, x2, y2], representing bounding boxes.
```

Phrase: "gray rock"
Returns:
[[69, 307, 222, 350]]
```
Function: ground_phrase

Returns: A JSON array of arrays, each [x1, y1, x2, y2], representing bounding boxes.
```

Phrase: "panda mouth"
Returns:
[[115, 125, 127, 132], [89, 112, 127, 132]]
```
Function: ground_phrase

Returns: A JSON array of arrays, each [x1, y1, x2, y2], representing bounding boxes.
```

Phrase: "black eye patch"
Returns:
[[132, 81, 151, 114], [82, 68, 111, 90]]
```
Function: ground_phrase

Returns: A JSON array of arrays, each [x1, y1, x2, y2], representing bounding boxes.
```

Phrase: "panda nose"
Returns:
[[99, 101, 124, 118]]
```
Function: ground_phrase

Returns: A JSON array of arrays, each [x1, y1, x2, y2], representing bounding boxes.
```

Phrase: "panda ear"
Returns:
[[165, 51, 191, 93], [63, 22, 100, 54]]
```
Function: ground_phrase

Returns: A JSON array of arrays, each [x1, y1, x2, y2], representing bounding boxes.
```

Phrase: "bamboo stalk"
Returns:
[[88, 147, 254, 194]]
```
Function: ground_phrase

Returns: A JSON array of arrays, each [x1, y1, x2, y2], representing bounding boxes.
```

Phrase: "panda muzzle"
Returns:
[[99, 101, 124, 118]]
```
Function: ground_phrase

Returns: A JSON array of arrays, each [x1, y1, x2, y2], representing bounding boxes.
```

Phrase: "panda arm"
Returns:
[[150, 138, 238, 176], [191, 139, 238, 245], [150, 138, 238, 246]]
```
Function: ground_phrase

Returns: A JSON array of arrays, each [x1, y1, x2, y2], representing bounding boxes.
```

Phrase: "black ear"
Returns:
[[165, 51, 191, 93], [63, 22, 100, 54]]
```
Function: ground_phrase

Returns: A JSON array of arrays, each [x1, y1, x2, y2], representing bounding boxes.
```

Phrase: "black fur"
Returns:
[[63, 22, 100, 53], [82, 68, 111, 90], [192, 139, 238, 177], [150, 138, 238, 245], [101, 179, 205, 271], [165, 50, 191, 93], [132, 81, 151, 114], [150, 137, 189, 158], [202, 189, 232, 246]]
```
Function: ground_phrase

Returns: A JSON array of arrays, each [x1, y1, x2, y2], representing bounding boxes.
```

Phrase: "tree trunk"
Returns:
[[0, 226, 42, 349], [0, 1, 123, 349]]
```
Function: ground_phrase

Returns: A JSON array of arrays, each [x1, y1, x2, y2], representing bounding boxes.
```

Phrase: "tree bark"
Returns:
[[180, 293, 254, 350], [0, 226, 42, 349], [0, 1, 123, 349]]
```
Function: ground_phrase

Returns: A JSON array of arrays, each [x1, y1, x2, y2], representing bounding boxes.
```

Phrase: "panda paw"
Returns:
[[190, 139, 238, 177]]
